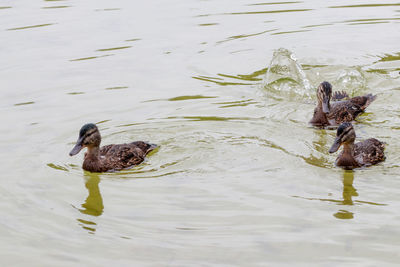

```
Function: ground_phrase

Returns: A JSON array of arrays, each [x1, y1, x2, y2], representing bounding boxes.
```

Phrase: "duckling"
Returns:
[[69, 123, 157, 172], [329, 122, 385, 169], [309, 81, 376, 127]]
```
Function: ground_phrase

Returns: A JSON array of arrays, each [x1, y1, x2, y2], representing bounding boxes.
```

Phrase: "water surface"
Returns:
[[1, 0, 400, 265]]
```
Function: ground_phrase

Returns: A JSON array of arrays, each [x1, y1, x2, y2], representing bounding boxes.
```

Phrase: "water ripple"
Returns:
[[96, 46, 132, 52], [192, 75, 253, 86], [198, 23, 219, 27], [223, 8, 312, 15], [329, 3, 400, 8], [69, 54, 113, 62], [105, 86, 129, 90], [42, 6, 71, 9], [271, 29, 311, 35], [247, 1, 303, 6], [14, 101, 35, 106], [217, 29, 278, 44], [7, 23, 55, 31]]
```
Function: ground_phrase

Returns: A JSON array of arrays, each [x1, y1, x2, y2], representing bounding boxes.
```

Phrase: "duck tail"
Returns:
[[147, 143, 158, 154], [363, 93, 377, 109], [130, 141, 158, 154]]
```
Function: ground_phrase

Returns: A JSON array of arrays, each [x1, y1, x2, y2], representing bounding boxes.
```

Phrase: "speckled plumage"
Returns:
[[329, 122, 385, 169], [310, 82, 376, 127], [326, 94, 377, 125], [353, 138, 386, 166], [70, 123, 157, 172]]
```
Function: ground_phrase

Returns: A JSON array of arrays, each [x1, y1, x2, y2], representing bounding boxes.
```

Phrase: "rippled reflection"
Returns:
[[341, 170, 358, 205], [294, 170, 387, 220], [80, 173, 104, 216], [77, 173, 104, 233], [334, 209, 354, 219], [334, 171, 356, 219]]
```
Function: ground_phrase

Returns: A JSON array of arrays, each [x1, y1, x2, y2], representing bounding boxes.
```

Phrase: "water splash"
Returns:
[[264, 48, 312, 99], [336, 67, 366, 96]]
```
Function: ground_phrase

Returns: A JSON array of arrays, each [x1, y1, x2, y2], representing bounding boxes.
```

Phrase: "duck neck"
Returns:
[[337, 142, 359, 168], [82, 146, 103, 172], [342, 143, 355, 157], [318, 101, 331, 112], [85, 146, 100, 161]]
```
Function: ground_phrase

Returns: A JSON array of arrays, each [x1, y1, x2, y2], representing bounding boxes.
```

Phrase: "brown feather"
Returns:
[[336, 151, 360, 169], [309, 106, 329, 127], [354, 138, 385, 166], [82, 142, 156, 172], [327, 94, 376, 125]]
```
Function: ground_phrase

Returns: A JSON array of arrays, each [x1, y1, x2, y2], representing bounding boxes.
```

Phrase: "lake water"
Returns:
[[1, 0, 400, 266]]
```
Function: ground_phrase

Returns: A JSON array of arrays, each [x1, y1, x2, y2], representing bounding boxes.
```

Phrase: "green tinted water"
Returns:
[[1, 0, 400, 265]]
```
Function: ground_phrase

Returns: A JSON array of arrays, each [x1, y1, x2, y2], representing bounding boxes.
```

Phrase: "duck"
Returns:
[[69, 123, 157, 172], [329, 122, 385, 169], [309, 81, 376, 127]]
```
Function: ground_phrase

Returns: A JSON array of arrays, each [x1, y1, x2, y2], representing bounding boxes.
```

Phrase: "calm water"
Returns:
[[1, 0, 400, 266]]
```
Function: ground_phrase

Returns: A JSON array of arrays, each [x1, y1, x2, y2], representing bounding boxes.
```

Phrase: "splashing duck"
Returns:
[[310, 81, 376, 127], [329, 122, 385, 169], [69, 123, 157, 172]]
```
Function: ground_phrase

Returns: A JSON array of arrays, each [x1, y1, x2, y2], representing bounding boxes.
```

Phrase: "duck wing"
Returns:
[[99, 142, 157, 170], [354, 138, 385, 166], [327, 101, 364, 124], [332, 91, 349, 101], [327, 94, 376, 124]]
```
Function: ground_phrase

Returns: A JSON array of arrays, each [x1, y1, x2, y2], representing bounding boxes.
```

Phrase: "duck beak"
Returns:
[[69, 137, 84, 156], [322, 99, 330, 113], [329, 137, 341, 153]]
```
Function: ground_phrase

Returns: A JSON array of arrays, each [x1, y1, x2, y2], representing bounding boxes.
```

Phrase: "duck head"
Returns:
[[69, 123, 101, 156], [317, 81, 332, 113], [329, 122, 356, 153]]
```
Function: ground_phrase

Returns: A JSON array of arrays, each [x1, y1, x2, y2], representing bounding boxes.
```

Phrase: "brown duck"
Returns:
[[69, 123, 157, 172], [329, 122, 385, 169], [310, 81, 376, 127]]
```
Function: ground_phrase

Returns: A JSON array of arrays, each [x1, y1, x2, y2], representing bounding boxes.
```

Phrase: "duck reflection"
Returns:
[[80, 173, 104, 216], [341, 170, 358, 205], [77, 172, 104, 233], [334, 170, 356, 219], [294, 169, 386, 220]]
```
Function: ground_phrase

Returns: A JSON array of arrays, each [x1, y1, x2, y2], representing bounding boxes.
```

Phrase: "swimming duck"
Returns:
[[329, 122, 385, 169], [69, 123, 157, 172], [309, 81, 376, 127]]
